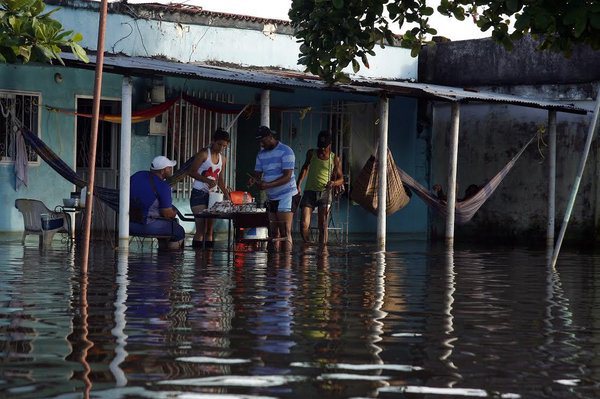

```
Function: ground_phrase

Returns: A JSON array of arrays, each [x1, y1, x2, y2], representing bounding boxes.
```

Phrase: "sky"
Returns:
[[123, 0, 490, 41]]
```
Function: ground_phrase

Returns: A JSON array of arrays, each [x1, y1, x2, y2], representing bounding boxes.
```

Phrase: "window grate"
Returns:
[[165, 91, 237, 199], [0, 91, 40, 163]]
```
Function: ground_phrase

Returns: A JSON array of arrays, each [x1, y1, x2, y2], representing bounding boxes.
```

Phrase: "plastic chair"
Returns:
[[15, 199, 68, 247]]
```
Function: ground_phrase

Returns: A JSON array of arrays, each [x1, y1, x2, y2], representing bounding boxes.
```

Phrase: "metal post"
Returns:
[[547, 110, 557, 249], [377, 96, 389, 249], [118, 77, 132, 250], [551, 91, 600, 269], [81, 0, 108, 273], [261, 90, 270, 127], [445, 103, 460, 243]]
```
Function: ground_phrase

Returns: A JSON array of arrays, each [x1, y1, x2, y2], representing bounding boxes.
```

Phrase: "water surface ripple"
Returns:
[[0, 241, 599, 398]]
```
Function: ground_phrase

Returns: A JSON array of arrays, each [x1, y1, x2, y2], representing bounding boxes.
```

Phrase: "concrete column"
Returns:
[[547, 110, 557, 249], [445, 103, 460, 243], [377, 96, 389, 249], [260, 90, 270, 127], [118, 77, 132, 250], [551, 90, 600, 268]]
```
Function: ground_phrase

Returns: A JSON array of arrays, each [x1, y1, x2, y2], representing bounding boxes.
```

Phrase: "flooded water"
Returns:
[[1, 237, 600, 399]]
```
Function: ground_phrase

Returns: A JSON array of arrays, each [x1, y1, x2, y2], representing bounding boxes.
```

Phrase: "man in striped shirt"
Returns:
[[250, 126, 299, 252]]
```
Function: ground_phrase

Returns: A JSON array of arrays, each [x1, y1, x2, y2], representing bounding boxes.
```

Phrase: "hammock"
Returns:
[[45, 94, 250, 124], [20, 129, 194, 211], [351, 148, 410, 215], [398, 133, 537, 224]]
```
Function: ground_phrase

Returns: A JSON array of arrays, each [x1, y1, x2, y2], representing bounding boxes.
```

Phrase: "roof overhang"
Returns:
[[60, 53, 590, 115]]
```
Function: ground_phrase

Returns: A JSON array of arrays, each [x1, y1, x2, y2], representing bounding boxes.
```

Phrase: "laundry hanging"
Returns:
[[351, 148, 410, 215], [398, 133, 537, 224]]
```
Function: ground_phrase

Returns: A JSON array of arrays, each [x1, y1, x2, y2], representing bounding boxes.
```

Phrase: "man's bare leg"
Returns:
[[317, 205, 330, 245], [191, 204, 207, 244], [277, 211, 294, 252], [300, 206, 313, 242]]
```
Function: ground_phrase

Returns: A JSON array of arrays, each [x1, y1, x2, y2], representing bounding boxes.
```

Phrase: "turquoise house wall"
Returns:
[[1, 66, 426, 234], [0, 64, 117, 232]]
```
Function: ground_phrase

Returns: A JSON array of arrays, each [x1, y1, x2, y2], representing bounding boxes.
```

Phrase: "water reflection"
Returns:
[[2, 241, 600, 398], [109, 251, 128, 386]]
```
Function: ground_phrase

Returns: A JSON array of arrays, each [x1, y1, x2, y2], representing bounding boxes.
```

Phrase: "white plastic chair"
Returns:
[[15, 199, 68, 247]]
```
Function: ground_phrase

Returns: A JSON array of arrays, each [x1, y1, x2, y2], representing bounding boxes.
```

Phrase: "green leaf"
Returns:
[[351, 59, 359, 73], [332, 0, 343, 9], [360, 52, 370, 68], [71, 32, 82, 42], [422, 7, 434, 16]]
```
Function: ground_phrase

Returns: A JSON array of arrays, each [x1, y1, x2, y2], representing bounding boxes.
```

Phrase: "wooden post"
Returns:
[[377, 96, 389, 249], [445, 103, 460, 243], [81, 0, 108, 273], [118, 77, 132, 250]]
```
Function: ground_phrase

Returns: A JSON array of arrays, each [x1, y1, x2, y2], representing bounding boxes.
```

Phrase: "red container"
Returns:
[[230, 191, 253, 205]]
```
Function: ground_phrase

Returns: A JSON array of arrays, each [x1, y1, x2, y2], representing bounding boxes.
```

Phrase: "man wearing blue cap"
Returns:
[[249, 126, 299, 252]]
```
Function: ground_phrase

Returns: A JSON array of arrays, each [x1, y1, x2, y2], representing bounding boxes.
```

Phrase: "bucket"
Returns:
[[208, 192, 224, 209], [230, 191, 253, 205]]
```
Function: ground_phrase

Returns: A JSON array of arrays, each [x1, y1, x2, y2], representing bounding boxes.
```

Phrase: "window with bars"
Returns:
[[165, 92, 237, 199], [0, 91, 40, 163]]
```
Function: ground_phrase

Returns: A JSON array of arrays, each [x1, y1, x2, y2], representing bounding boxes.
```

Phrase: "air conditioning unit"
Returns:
[[149, 112, 168, 135], [148, 84, 167, 135]]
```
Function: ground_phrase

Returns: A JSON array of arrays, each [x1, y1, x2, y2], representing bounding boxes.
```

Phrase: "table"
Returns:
[[186, 211, 269, 249], [59, 206, 84, 241]]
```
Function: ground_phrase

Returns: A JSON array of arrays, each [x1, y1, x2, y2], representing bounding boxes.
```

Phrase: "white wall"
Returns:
[[51, 5, 417, 81]]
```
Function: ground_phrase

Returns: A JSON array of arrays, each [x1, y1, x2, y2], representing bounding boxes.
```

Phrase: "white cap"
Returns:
[[150, 155, 177, 170]]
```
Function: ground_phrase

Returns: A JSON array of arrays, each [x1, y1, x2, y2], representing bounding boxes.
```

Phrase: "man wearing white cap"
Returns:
[[129, 155, 185, 249]]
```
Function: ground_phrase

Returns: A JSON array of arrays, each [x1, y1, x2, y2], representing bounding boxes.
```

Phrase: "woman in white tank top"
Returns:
[[188, 129, 231, 248]]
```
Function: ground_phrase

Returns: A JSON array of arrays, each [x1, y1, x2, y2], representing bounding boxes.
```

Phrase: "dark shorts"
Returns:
[[267, 194, 301, 213], [190, 188, 209, 208], [299, 190, 331, 209]]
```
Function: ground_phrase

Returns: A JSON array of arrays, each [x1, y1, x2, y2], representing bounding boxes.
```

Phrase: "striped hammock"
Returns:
[[20, 129, 194, 211], [399, 133, 537, 224]]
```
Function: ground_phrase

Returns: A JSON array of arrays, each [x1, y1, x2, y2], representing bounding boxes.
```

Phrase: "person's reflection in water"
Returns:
[[249, 252, 295, 356], [118, 252, 188, 380]]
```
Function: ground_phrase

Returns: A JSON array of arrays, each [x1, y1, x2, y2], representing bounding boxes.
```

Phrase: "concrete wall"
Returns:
[[420, 36, 599, 243], [48, 1, 417, 81]]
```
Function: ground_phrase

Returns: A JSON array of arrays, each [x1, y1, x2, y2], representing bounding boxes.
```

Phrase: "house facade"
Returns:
[[1, 0, 428, 239]]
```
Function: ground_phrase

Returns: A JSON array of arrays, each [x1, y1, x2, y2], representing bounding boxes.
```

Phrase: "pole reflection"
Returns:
[[441, 246, 459, 383], [79, 271, 93, 398], [109, 250, 129, 386]]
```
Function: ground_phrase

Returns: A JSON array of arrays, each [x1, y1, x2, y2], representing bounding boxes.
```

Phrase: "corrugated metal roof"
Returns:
[[61, 53, 377, 94], [61, 53, 590, 115], [352, 78, 591, 114]]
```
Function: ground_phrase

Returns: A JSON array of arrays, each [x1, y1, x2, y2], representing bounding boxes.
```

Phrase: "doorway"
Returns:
[[75, 97, 120, 238]]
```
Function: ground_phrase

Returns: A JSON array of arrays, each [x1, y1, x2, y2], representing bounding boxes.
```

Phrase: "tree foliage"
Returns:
[[0, 0, 88, 64], [290, 0, 600, 83]]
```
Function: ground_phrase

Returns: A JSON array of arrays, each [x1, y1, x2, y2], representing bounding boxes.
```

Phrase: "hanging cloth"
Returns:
[[398, 133, 537, 224], [20, 128, 195, 211], [351, 148, 410, 215]]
